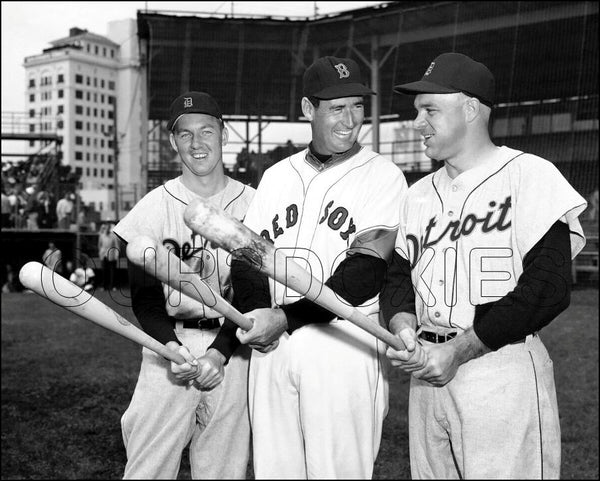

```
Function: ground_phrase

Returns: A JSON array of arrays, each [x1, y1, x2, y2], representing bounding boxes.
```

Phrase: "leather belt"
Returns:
[[178, 318, 222, 330], [418, 330, 531, 344], [418, 330, 457, 343]]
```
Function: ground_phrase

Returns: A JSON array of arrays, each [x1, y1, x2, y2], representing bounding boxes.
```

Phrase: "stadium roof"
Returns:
[[137, 1, 598, 122]]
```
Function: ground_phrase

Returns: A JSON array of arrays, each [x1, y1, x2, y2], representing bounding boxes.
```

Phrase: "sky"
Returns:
[[1, 1, 400, 163]]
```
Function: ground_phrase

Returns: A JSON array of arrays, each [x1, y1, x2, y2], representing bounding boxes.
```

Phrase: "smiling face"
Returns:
[[303, 96, 365, 155], [412, 93, 468, 162], [169, 113, 227, 179]]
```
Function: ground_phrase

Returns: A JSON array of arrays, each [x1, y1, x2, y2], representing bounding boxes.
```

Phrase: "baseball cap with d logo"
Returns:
[[167, 91, 223, 131], [394, 52, 495, 107], [303, 56, 375, 100]]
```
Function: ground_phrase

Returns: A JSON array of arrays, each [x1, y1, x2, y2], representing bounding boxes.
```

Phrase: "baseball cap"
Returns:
[[303, 56, 375, 100], [167, 91, 223, 131], [393, 52, 495, 107]]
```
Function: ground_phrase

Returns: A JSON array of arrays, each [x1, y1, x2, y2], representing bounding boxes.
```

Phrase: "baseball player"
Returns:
[[231, 56, 408, 478], [380, 52, 588, 479], [113, 91, 254, 479]]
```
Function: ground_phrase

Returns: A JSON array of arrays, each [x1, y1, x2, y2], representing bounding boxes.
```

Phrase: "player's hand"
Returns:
[[386, 327, 428, 371], [412, 342, 460, 386], [167, 341, 199, 382], [236, 308, 286, 353], [193, 348, 225, 390]]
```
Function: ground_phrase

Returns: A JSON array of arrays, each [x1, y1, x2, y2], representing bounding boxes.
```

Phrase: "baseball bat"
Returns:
[[125, 236, 253, 331], [183, 198, 406, 351], [19, 261, 187, 364]]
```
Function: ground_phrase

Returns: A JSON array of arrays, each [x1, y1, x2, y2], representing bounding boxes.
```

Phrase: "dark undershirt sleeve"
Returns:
[[473, 220, 572, 350], [230, 258, 272, 312], [207, 318, 242, 363], [128, 260, 180, 346], [281, 253, 388, 334], [379, 250, 417, 327]]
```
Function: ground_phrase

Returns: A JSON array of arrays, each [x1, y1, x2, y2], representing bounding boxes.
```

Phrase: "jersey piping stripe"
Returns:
[[446, 152, 525, 328], [162, 183, 188, 206], [431, 174, 445, 214], [528, 350, 545, 479]]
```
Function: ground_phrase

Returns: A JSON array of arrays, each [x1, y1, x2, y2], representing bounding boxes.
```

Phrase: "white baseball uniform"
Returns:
[[393, 146, 587, 478], [241, 145, 408, 478], [113, 176, 254, 479]]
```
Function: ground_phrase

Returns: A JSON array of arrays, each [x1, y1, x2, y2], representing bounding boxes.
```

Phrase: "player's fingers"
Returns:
[[398, 328, 417, 351], [177, 346, 198, 365]]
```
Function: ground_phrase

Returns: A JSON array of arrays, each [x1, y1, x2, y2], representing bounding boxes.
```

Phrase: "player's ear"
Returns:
[[301, 97, 315, 121], [169, 132, 178, 152], [464, 97, 480, 123], [221, 124, 229, 146]]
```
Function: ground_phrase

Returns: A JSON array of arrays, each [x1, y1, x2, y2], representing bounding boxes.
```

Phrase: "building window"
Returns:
[[86, 152, 90, 161], [75, 167, 82, 176], [108, 81, 115, 90], [75, 90, 83, 99], [94, 93, 97, 102], [100, 169, 105, 177], [30, 140, 35, 147], [101, 154, 105, 162], [75, 105, 83, 114], [57, 120, 63, 129], [101, 94, 105, 103], [93, 138, 97, 147], [102, 47, 106, 57], [75, 136, 83, 145], [75, 151, 83, 160], [86, 76, 90, 86], [86, 167, 90, 176], [29, 124, 35, 132], [86, 122, 90, 131], [86, 44, 90, 52], [101, 109, 105, 118], [86, 107, 90, 116], [29, 93, 34, 102], [93, 108, 97, 116], [57, 74, 64, 84], [94, 77, 97, 87], [75, 74, 83, 84], [93, 168, 98, 176], [57, 105, 64, 114], [86, 92, 90, 101], [75, 120, 83, 130], [29, 109, 35, 118], [101, 79, 105, 89], [108, 155, 113, 163], [29, 78, 35, 88], [86, 138, 90, 146], [95, 45, 98, 55], [108, 111, 113, 119], [58, 89, 64, 98], [108, 169, 113, 178]]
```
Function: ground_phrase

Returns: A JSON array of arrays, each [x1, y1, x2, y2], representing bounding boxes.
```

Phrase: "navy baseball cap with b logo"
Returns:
[[167, 91, 223, 131], [303, 56, 375, 100], [394, 52, 495, 107]]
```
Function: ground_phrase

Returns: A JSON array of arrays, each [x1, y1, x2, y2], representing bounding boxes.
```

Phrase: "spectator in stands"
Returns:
[[98, 222, 119, 291], [69, 259, 96, 292], [36, 190, 56, 229], [587, 188, 599, 221], [42, 241, 63, 275], [56, 192, 75, 229], [1, 188, 11, 228]]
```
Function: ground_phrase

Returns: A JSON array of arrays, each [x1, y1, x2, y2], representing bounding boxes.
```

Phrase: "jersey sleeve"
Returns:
[[112, 188, 163, 244], [512, 155, 587, 259], [350, 160, 408, 262]]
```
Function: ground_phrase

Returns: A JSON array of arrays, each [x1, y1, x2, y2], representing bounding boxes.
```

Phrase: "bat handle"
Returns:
[[347, 309, 406, 351], [159, 347, 188, 365]]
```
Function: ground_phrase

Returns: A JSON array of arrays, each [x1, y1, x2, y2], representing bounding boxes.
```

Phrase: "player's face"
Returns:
[[309, 96, 365, 155], [412, 93, 468, 161], [169, 113, 227, 178]]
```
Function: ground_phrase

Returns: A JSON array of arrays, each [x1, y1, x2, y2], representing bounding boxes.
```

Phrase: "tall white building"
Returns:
[[23, 21, 145, 221]]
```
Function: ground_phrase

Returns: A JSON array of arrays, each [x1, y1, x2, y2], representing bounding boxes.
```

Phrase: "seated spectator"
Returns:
[[69, 260, 96, 292]]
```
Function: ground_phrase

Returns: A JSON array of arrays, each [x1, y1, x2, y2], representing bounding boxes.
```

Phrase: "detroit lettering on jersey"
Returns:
[[259, 201, 356, 243], [406, 195, 512, 268]]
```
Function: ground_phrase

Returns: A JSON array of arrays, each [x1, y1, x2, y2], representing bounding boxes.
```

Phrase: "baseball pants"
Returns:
[[409, 334, 561, 479], [249, 317, 389, 479], [121, 327, 251, 479]]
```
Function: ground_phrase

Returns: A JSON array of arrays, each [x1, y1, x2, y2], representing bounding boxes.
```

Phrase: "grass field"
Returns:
[[1, 287, 598, 479]]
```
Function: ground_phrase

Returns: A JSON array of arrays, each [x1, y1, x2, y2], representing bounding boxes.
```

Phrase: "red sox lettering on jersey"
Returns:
[[259, 200, 356, 244]]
